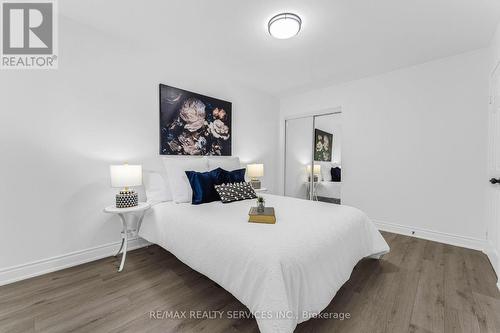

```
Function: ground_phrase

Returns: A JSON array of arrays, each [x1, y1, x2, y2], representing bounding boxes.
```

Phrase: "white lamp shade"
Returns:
[[247, 164, 264, 178], [306, 164, 321, 175], [110, 164, 142, 188]]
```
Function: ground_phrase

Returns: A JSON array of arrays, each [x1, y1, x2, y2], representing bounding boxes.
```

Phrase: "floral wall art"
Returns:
[[159, 84, 232, 155], [314, 129, 333, 162]]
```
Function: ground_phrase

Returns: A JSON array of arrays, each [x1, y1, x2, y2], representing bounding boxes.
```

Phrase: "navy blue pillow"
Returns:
[[221, 168, 246, 183], [185, 168, 225, 205], [331, 167, 341, 182]]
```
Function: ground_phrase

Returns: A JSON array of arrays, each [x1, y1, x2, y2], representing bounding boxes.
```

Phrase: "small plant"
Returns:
[[257, 196, 265, 212]]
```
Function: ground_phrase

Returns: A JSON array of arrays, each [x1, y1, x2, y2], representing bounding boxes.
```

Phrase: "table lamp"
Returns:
[[306, 164, 321, 182], [110, 164, 142, 208], [247, 163, 264, 189]]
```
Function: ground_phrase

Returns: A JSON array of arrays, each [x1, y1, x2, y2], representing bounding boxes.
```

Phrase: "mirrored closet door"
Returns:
[[284, 111, 342, 204], [284, 116, 314, 200]]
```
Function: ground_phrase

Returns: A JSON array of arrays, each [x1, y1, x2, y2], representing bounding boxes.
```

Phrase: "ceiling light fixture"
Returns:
[[268, 13, 302, 39]]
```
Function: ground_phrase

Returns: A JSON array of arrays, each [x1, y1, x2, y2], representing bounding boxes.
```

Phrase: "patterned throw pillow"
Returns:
[[214, 182, 257, 203]]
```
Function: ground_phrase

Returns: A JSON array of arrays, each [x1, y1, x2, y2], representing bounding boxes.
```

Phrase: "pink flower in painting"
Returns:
[[178, 133, 201, 155], [209, 119, 230, 140], [180, 98, 206, 132], [213, 108, 227, 120]]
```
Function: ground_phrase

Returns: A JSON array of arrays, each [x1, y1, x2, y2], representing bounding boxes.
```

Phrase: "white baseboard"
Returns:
[[373, 219, 486, 251], [0, 238, 150, 287]]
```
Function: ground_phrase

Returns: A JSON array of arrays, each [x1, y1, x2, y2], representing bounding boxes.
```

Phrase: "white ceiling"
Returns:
[[62, 0, 500, 96]]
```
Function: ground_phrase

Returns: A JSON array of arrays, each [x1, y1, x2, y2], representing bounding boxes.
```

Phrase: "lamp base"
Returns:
[[250, 179, 261, 189], [308, 175, 319, 182], [115, 190, 138, 208]]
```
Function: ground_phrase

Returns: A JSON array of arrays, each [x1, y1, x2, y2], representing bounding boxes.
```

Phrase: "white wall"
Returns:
[[0, 16, 279, 282], [280, 49, 490, 247]]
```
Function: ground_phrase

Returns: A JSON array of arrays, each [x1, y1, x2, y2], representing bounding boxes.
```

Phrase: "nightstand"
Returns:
[[103, 202, 151, 272], [254, 188, 268, 193]]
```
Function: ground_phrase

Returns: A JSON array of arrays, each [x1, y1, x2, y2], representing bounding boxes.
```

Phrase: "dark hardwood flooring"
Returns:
[[1, 232, 499, 333]]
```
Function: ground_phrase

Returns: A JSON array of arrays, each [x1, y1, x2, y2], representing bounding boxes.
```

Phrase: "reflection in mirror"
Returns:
[[313, 113, 342, 204], [284, 111, 342, 204], [284, 117, 313, 199]]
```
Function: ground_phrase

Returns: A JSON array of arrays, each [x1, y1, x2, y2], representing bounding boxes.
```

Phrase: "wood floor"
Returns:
[[1, 232, 499, 333]]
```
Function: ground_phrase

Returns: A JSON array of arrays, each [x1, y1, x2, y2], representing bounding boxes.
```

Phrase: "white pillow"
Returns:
[[207, 156, 241, 171], [320, 162, 331, 182], [143, 171, 172, 204], [162, 157, 209, 203]]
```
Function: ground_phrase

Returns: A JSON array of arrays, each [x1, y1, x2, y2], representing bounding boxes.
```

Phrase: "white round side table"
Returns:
[[103, 202, 151, 272]]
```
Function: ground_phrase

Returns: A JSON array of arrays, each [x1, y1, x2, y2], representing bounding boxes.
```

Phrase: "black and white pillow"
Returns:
[[214, 182, 257, 203]]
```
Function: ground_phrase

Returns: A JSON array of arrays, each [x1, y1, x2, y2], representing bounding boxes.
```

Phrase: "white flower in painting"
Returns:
[[180, 98, 206, 132], [209, 119, 230, 140], [316, 141, 323, 151], [323, 136, 330, 150]]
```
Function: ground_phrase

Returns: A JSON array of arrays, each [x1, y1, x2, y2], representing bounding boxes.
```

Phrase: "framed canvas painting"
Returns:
[[159, 84, 232, 155], [314, 129, 333, 162]]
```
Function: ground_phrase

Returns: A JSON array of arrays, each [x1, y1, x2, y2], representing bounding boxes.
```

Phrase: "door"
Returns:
[[487, 62, 500, 278]]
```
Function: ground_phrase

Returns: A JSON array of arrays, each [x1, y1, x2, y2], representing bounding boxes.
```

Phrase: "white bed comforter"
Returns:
[[139, 194, 389, 333]]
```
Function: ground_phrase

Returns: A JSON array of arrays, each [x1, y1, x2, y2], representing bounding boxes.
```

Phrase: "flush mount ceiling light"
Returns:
[[268, 13, 302, 39]]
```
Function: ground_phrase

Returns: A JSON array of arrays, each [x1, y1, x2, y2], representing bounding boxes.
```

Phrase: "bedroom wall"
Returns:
[[280, 49, 490, 249], [0, 16, 280, 284]]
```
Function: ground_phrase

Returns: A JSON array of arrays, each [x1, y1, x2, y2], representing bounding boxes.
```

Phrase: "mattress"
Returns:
[[139, 194, 389, 333]]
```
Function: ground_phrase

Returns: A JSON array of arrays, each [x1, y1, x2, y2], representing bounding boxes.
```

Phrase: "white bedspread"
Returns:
[[139, 194, 389, 333]]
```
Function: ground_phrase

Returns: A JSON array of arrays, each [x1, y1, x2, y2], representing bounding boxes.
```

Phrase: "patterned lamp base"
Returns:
[[115, 190, 138, 208], [250, 179, 261, 189]]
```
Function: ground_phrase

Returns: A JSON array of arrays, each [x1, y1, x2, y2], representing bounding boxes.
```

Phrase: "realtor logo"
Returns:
[[1, 0, 58, 69]]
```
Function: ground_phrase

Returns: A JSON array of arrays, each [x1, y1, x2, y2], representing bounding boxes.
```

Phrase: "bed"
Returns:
[[315, 181, 341, 199], [139, 193, 389, 333]]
